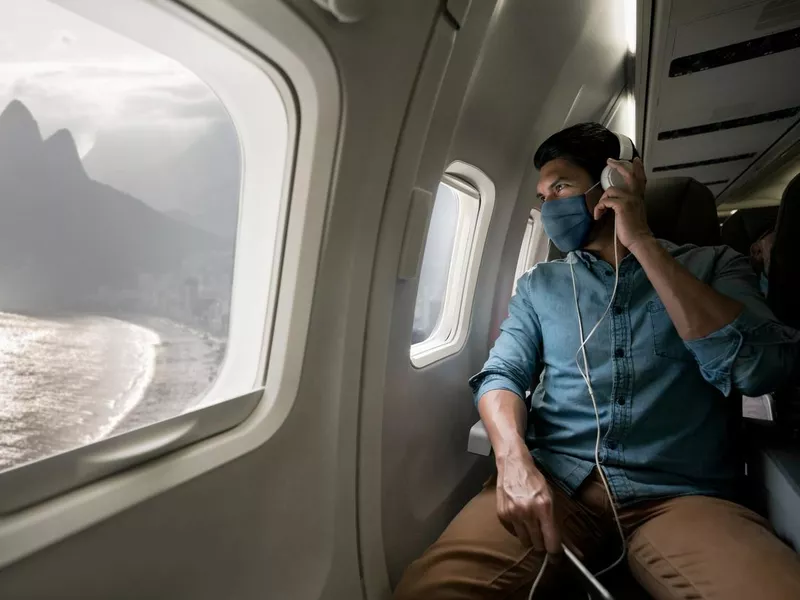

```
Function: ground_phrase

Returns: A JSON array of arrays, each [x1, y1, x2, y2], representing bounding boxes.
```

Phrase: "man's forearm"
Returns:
[[478, 389, 529, 458], [629, 236, 742, 340]]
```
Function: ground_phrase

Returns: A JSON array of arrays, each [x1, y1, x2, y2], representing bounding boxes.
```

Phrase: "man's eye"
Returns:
[[554, 183, 567, 193]]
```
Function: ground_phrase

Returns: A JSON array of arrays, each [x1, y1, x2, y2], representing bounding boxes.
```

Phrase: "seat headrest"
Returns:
[[720, 205, 779, 255], [644, 177, 721, 247]]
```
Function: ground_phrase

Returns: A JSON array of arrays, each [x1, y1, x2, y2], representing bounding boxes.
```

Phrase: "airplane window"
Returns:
[[0, 0, 288, 479], [411, 168, 489, 367], [512, 209, 548, 294], [412, 183, 461, 344]]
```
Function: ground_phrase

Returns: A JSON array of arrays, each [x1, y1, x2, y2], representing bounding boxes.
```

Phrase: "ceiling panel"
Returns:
[[656, 51, 800, 130], [672, 2, 799, 56], [650, 158, 753, 182], [643, 0, 800, 199], [649, 119, 789, 165], [706, 182, 728, 195]]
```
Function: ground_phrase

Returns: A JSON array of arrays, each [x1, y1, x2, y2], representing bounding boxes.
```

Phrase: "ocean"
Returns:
[[0, 311, 224, 471]]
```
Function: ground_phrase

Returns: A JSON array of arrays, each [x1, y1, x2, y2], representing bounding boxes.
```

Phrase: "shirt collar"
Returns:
[[568, 246, 647, 270]]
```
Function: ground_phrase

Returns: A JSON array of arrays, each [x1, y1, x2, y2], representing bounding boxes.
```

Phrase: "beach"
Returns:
[[0, 311, 224, 471]]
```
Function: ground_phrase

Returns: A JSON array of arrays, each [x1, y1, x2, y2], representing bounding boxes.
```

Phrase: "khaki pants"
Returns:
[[394, 470, 800, 599]]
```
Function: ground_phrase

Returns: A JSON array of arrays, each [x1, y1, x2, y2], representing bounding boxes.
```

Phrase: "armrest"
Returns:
[[753, 444, 800, 551], [467, 420, 492, 456]]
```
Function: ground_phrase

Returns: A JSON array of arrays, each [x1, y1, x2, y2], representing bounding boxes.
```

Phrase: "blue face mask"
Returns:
[[540, 181, 600, 253]]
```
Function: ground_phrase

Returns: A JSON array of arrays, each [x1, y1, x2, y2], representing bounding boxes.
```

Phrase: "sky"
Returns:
[[0, 0, 226, 156]]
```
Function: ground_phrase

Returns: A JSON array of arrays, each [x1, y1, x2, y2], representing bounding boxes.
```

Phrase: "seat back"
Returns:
[[767, 173, 800, 437], [644, 176, 721, 246], [768, 173, 800, 331], [720, 205, 779, 256]]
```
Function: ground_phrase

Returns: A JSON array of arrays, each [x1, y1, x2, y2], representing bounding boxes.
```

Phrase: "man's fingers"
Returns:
[[601, 186, 634, 201], [513, 520, 532, 548], [530, 493, 559, 554], [524, 513, 545, 552], [594, 196, 622, 220], [633, 157, 646, 183], [538, 512, 562, 554]]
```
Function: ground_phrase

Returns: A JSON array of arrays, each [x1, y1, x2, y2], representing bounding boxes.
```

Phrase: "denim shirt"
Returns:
[[469, 241, 800, 505]]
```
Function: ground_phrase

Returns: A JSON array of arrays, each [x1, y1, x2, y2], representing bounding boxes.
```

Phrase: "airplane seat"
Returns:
[[720, 205, 779, 256], [767, 172, 800, 332], [767, 172, 800, 434], [747, 172, 800, 554], [643, 176, 721, 246]]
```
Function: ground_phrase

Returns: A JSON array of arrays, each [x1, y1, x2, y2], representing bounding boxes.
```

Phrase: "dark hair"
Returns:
[[533, 122, 639, 183]]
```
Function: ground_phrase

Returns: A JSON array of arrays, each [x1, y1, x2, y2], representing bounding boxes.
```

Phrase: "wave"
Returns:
[[94, 319, 161, 440]]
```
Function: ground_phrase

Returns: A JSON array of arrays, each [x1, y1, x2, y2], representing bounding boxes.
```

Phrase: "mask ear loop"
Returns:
[[585, 180, 602, 196]]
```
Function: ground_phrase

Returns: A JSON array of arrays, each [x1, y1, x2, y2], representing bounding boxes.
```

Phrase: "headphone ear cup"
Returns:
[[600, 162, 632, 191]]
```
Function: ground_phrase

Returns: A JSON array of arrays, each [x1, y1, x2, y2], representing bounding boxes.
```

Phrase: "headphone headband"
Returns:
[[599, 131, 636, 191], [614, 131, 634, 161]]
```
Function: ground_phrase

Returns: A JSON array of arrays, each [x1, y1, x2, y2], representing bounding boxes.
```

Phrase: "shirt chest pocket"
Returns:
[[647, 300, 695, 363]]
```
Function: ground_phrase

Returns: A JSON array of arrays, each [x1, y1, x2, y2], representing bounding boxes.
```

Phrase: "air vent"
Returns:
[[669, 25, 800, 77], [652, 153, 757, 172], [658, 106, 800, 140], [757, 0, 800, 31], [701, 179, 730, 186]]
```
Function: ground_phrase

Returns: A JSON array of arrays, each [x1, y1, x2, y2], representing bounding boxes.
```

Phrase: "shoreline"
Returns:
[[0, 310, 224, 470], [108, 314, 226, 436]]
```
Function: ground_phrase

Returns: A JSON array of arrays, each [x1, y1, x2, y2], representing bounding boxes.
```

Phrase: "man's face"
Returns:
[[536, 158, 607, 245], [536, 158, 601, 208], [750, 231, 776, 275]]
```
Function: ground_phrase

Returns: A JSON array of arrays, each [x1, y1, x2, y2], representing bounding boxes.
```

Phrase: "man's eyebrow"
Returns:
[[537, 176, 571, 198], [548, 177, 570, 189]]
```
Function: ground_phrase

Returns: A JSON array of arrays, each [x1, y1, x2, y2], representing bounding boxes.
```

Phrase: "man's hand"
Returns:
[[593, 157, 653, 251], [496, 445, 561, 553]]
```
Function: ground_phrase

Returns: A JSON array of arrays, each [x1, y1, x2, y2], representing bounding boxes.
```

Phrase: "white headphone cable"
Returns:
[[528, 217, 627, 599], [570, 217, 627, 578]]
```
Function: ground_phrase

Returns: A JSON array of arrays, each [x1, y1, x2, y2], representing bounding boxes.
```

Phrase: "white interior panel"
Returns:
[[672, 1, 791, 56], [357, 1, 633, 594], [650, 120, 788, 166], [652, 159, 753, 182], [657, 52, 800, 130]]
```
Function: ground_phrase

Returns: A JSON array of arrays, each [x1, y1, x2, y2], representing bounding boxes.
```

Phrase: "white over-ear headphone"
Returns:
[[600, 131, 635, 191]]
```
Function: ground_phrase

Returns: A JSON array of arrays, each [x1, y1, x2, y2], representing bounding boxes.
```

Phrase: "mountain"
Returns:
[[0, 100, 226, 315], [83, 120, 240, 239]]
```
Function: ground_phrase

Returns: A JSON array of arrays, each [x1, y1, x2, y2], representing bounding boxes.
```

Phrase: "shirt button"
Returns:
[[607, 440, 618, 450], [614, 306, 623, 316], [616, 396, 625, 406], [614, 348, 624, 358]]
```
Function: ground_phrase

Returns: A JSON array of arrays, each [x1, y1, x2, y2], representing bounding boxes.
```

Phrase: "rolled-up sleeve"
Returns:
[[469, 273, 543, 408], [684, 248, 800, 396]]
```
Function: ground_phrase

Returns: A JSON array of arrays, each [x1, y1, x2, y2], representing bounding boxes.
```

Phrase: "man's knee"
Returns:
[[393, 547, 546, 600], [393, 558, 434, 600], [628, 495, 800, 599]]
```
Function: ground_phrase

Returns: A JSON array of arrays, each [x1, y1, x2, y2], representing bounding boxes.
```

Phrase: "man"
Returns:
[[394, 123, 800, 599], [750, 229, 776, 296]]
